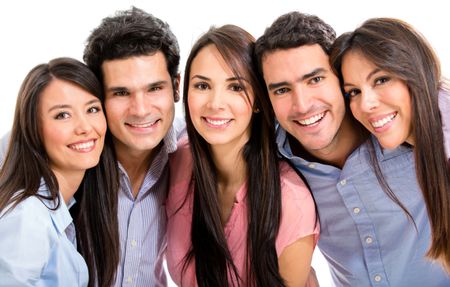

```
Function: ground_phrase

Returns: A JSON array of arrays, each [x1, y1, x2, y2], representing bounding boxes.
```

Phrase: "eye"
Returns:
[[113, 90, 129, 96], [149, 86, 162, 92], [344, 88, 361, 99], [54, 112, 70, 120], [194, 82, 210, 90], [309, 76, 324, 85], [229, 83, 244, 92], [374, 76, 390, 86], [87, 106, 102, 113], [273, 87, 290, 95]]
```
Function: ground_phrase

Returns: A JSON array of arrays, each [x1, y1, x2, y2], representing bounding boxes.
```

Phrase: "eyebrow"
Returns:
[[47, 99, 100, 113], [343, 68, 382, 88], [267, 68, 326, 91], [191, 75, 249, 83], [106, 80, 169, 92]]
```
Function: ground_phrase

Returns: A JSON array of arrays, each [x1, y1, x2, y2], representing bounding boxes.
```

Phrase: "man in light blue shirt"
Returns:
[[83, 7, 185, 286], [254, 12, 450, 286]]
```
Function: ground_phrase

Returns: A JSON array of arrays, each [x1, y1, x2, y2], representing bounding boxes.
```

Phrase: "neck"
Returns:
[[291, 114, 367, 169], [52, 170, 85, 204], [210, 143, 247, 188], [115, 143, 161, 198], [210, 143, 247, 225]]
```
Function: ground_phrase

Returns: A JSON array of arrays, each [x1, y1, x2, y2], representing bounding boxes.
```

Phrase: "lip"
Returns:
[[293, 111, 327, 129], [67, 139, 97, 153], [125, 119, 160, 132], [202, 116, 232, 128], [368, 111, 397, 132]]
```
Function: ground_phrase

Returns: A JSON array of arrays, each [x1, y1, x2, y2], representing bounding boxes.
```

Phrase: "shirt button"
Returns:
[[308, 163, 316, 169], [340, 179, 347, 185], [365, 236, 373, 244], [131, 239, 137, 247], [374, 274, 382, 282], [127, 276, 133, 283], [353, 207, 360, 214]]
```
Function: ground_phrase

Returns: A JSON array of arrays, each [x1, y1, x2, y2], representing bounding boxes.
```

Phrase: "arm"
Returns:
[[278, 235, 315, 287]]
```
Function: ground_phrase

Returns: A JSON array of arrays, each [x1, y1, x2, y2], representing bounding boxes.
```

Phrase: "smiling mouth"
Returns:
[[203, 117, 232, 126], [126, 120, 159, 128], [68, 140, 96, 151], [370, 112, 397, 128], [295, 112, 325, 126]]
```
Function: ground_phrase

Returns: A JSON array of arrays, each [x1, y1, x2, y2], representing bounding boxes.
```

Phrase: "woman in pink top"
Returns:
[[330, 18, 450, 272], [166, 25, 319, 286]]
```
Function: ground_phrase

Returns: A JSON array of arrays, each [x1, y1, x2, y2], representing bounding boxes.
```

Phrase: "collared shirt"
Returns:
[[276, 128, 450, 287], [166, 140, 319, 286], [0, 182, 88, 287], [114, 117, 185, 287], [438, 89, 450, 157]]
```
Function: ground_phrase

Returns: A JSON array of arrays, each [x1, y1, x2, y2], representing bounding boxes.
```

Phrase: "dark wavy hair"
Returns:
[[83, 6, 180, 99], [254, 11, 336, 76], [181, 25, 285, 286], [330, 17, 450, 271], [0, 57, 120, 287]]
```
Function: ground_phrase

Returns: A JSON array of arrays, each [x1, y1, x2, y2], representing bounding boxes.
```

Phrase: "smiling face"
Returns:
[[187, 44, 254, 150], [102, 52, 176, 158], [39, 79, 106, 176], [261, 44, 346, 154], [342, 50, 413, 149]]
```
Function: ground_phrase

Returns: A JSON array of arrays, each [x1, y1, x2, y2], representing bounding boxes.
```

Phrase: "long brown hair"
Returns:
[[0, 57, 120, 286], [330, 18, 450, 270], [182, 25, 285, 286]]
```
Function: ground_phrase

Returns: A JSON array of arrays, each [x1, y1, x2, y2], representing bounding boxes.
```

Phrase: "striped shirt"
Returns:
[[114, 118, 185, 287]]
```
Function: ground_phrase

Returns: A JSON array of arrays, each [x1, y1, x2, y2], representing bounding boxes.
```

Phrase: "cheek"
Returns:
[[349, 100, 363, 120]]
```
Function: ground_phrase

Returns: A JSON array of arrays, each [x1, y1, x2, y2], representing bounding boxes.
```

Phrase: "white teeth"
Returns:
[[297, 112, 325, 126], [69, 140, 95, 151], [128, 121, 156, 128], [371, 113, 396, 128], [205, 118, 231, 126]]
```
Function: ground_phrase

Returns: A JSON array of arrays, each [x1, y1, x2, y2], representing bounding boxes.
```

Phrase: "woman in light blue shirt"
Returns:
[[331, 18, 450, 273], [0, 58, 119, 286]]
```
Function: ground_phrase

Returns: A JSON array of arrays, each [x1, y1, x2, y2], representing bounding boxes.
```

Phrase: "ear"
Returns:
[[174, 74, 181, 102]]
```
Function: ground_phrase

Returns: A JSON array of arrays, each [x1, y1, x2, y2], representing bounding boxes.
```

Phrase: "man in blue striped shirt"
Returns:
[[254, 12, 450, 286], [84, 7, 184, 286]]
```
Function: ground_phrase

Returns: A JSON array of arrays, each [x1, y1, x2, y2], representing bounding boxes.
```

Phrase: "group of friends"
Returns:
[[0, 6, 449, 287]]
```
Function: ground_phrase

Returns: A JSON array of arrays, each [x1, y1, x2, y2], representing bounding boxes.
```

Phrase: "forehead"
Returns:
[[191, 45, 235, 77], [101, 52, 170, 87], [262, 44, 331, 77], [40, 79, 93, 106]]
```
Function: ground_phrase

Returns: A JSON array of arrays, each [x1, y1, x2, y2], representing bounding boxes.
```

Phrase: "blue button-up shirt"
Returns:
[[277, 128, 450, 286], [114, 118, 185, 287], [0, 183, 88, 286]]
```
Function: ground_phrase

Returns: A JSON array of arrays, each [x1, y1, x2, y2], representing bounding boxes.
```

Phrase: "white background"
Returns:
[[1, 1, 448, 286]]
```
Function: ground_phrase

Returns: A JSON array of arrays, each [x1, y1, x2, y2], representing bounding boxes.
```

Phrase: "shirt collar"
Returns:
[[37, 180, 73, 235]]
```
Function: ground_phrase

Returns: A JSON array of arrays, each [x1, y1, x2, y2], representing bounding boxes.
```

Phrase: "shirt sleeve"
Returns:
[[275, 161, 320, 256], [438, 89, 450, 158], [0, 130, 10, 167], [0, 197, 53, 286]]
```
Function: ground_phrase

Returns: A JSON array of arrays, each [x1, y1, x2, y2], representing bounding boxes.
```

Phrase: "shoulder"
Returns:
[[279, 161, 310, 202], [276, 161, 319, 254], [0, 196, 55, 279], [167, 137, 193, 215]]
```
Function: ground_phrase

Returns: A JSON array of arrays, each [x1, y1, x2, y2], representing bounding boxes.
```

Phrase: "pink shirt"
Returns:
[[166, 141, 319, 286], [438, 89, 450, 158]]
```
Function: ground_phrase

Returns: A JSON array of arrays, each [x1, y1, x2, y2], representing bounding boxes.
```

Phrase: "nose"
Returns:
[[291, 87, 312, 113], [206, 88, 224, 110], [129, 92, 148, 117], [359, 89, 379, 112], [74, 115, 93, 135]]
